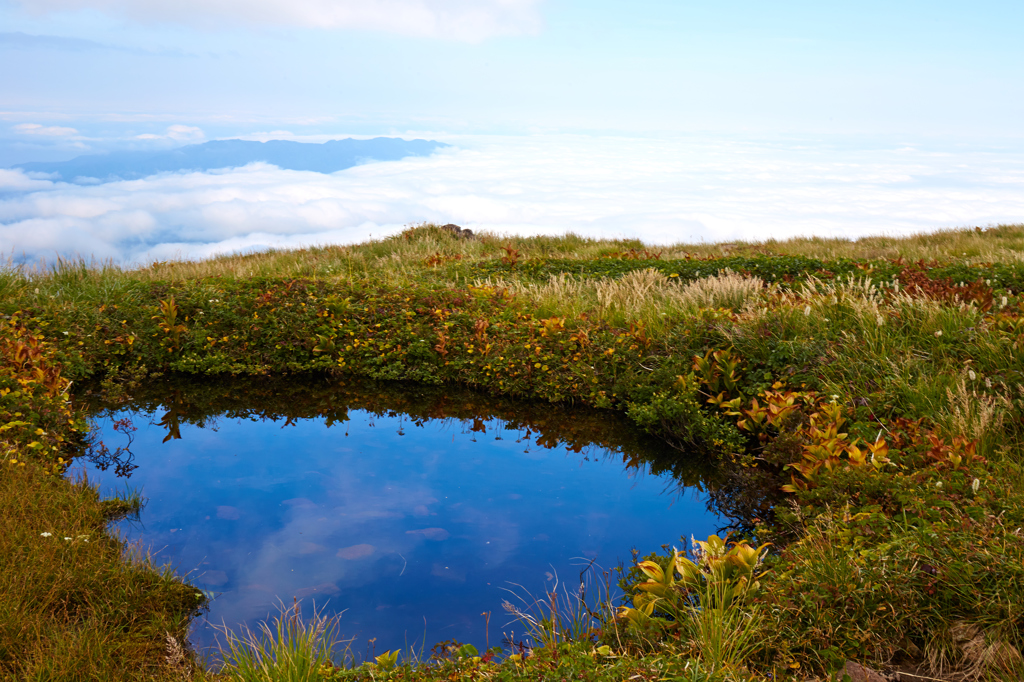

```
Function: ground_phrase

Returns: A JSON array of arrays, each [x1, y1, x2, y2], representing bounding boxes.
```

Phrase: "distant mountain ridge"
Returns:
[[14, 137, 448, 183]]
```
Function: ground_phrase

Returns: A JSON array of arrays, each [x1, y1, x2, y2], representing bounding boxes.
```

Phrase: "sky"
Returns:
[[2, 0, 1024, 262]]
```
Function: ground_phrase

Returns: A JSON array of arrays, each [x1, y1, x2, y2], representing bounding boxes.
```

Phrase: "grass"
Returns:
[[214, 601, 350, 682], [486, 267, 766, 332], [7, 223, 1024, 292], [0, 465, 204, 680], [4, 223, 1024, 679], [500, 561, 614, 651]]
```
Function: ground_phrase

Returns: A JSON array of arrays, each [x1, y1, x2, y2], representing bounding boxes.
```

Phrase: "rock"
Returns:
[[440, 223, 474, 239], [842, 660, 889, 682]]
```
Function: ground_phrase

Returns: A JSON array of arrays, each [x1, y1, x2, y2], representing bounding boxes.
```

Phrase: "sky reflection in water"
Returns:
[[79, 396, 720, 655]]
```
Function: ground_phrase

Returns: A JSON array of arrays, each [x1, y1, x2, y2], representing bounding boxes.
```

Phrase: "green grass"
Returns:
[[0, 464, 204, 680], [215, 602, 350, 682], [4, 223, 1024, 680]]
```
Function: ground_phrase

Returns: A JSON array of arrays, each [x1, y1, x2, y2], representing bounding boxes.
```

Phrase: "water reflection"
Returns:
[[76, 376, 725, 655]]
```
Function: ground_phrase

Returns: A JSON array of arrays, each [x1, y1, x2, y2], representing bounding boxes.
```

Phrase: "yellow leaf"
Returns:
[[637, 560, 664, 582]]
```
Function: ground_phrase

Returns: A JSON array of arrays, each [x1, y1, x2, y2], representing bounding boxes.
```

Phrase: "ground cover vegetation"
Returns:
[[3, 223, 1024, 680]]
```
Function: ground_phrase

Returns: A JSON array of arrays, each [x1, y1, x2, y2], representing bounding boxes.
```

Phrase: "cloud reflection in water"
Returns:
[[81, 404, 719, 654]]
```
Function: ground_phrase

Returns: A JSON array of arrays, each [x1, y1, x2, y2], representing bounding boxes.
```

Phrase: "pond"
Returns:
[[75, 376, 727, 658]]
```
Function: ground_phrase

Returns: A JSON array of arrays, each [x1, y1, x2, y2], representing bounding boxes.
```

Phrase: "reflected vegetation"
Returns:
[[81, 374, 717, 485], [73, 375, 772, 655]]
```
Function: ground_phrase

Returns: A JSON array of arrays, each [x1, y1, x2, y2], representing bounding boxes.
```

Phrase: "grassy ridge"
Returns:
[[4, 224, 1024, 680]]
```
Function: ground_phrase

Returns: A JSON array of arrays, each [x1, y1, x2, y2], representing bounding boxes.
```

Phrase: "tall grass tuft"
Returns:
[[939, 373, 1020, 457], [675, 269, 765, 312], [501, 561, 614, 650], [215, 601, 351, 682], [683, 569, 765, 675]]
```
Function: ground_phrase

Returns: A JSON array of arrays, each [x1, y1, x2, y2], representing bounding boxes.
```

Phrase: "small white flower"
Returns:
[[972, 478, 981, 494], [63, 537, 72, 541], [40, 532, 52, 537], [62, 331, 69, 336], [936, 481, 943, 489], [968, 370, 977, 381], [1001, 296, 1008, 308], [934, 330, 942, 337]]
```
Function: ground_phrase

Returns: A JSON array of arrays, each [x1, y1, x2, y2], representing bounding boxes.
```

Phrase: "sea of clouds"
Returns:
[[3, 134, 1024, 266]]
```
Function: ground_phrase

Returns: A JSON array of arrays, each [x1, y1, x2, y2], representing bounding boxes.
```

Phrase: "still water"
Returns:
[[76, 377, 722, 655]]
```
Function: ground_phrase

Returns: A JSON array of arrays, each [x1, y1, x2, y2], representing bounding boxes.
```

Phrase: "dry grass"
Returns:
[[939, 375, 1021, 455], [765, 224, 1024, 263], [489, 268, 766, 329], [926, 621, 1024, 681], [674, 269, 766, 311], [953, 621, 1024, 682]]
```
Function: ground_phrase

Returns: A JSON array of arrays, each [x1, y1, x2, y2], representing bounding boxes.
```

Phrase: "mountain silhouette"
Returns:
[[14, 137, 448, 183]]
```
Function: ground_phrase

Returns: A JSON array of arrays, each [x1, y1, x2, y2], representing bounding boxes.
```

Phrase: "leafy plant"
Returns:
[[617, 535, 770, 673], [499, 244, 521, 267], [152, 296, 188, 351]]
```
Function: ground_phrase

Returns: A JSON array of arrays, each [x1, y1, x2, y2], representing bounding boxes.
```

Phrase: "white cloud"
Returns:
[[135, 124, 205, 142], [165, 125, 204, 141], [13, 122, 79, 137], [2, 134, 1024, 265], [12, 0, 544, 41], [0, 169, 56, 192]]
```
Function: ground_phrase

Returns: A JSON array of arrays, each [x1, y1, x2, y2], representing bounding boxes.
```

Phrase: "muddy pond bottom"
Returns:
[[78, 378, 722, 657]]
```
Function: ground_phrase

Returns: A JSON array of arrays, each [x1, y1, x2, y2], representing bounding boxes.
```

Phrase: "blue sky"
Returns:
[[2, 0, 1024, 261], [5, 0, 1023, 148]]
